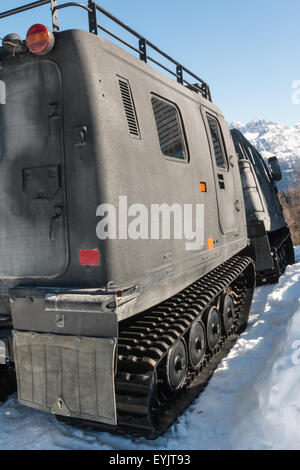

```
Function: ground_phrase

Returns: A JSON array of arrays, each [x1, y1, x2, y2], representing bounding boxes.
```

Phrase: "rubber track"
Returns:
[[112, 255, 254, 438]]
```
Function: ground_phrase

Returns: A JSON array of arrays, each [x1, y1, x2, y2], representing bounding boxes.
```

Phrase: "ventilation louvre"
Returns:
[[118, 78, 140, 138]]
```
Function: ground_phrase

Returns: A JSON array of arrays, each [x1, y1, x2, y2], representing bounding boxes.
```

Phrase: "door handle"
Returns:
[[235, 200, 241, 212], [49, 206, 63, 241]]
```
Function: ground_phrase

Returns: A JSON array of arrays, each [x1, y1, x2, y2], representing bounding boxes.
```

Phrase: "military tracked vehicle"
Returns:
[[0, 1, 256, 437], [231, 129, 295, 285]]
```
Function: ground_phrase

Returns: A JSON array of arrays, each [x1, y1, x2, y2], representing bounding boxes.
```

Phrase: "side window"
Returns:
[[152, 97, 187, 161], [206, 114, 227, 169]]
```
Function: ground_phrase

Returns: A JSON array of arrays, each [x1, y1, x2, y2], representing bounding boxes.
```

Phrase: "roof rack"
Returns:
[[0, 0, 212, 102]]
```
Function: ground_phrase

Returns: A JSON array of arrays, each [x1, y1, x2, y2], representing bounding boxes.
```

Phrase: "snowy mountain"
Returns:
[[230, 119, 300, 190]]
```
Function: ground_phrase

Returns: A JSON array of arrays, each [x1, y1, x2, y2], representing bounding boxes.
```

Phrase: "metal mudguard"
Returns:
[[10, 288, 119, 425], [13, 331, 117, 425], [248, 220, 274, 272]]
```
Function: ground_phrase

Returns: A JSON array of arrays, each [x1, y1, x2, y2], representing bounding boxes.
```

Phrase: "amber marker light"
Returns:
[[200, 182, 207, 193], [26, 24, 55, 56], [208, 238, 214, 250]]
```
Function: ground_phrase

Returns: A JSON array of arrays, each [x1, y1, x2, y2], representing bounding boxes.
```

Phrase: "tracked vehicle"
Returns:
[[231, 129, 295, 285], [0, 1, 255, 437]]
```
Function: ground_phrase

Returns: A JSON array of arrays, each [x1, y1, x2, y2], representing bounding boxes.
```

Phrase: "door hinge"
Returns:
[[71, 126, 88, 147], [49, 205, 63, 241]]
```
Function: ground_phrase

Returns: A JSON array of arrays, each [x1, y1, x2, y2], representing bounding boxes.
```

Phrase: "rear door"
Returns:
[[0, 60, 68, 278], [202, 107, 238, 234]]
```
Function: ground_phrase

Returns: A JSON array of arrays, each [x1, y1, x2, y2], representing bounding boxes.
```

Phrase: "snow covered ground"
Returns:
[[1, 249, 300, 450]]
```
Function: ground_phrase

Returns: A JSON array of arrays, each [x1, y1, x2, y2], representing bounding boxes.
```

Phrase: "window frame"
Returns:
[[206, 112, 229, 172], [245, 142, 272, 184], [151, 94, 189, 164], [255, 148, 273, 183]]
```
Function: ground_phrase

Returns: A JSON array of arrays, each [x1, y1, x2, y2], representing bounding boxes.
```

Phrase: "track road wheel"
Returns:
[[222, 294, 235, 334], [188, 320, 206, 370], [206, 307, 221, 352], [166, 339, 187, 391]]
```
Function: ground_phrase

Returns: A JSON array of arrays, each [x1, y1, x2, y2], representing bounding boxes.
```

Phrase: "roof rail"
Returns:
[[0, 0, 212, 102]]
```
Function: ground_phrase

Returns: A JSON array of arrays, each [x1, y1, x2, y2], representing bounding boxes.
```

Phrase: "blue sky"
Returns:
[[0, 0, 299, 125]]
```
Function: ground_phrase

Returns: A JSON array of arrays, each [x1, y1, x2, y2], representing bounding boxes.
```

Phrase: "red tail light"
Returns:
[[26, 24, 55, 56]]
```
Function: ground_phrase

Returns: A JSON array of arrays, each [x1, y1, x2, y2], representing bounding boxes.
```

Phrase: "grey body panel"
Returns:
[[0, 30, 248, 321], [13, 330, 117, 425]]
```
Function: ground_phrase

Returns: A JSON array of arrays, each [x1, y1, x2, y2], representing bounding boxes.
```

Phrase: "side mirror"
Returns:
[[268, 156, 282, 182]]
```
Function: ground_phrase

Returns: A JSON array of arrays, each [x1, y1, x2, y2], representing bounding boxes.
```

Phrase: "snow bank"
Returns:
[[0, 250, 300, 449]]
